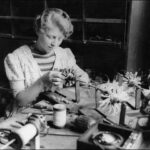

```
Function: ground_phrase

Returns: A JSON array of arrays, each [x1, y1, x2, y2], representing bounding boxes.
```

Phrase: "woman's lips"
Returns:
[[48, 46, 54, 49]]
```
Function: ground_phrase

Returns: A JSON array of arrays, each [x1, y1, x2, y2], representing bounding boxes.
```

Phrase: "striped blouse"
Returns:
[[32, 50, 56, 75]]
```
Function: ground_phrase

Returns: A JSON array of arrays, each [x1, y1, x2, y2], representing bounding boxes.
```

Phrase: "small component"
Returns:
[[39, 92, 70, 104], [61, 68, 76, 87], [92, 131, 124, 149], [0, 129, 11, 144], [138, 117, 149, 127], [122, 72, 141, 88], [74, 115, 96, 132], [33, 101, 53, 111], [123, 132, 142, 149]]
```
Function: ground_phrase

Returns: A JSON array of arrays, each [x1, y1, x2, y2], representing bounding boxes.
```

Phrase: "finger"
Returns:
[[56, 74, 66, 80], [53, 82, 63, 88], [11, 121, 23, 128], [51, 78, 63, 83], [50, 72, 65, 80], [53, 82, 61, 86], [49, 71, 60, 77]]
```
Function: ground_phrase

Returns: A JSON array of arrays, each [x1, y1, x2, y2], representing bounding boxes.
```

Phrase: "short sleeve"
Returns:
[[65, 48, 76, 65], [4, 53, 24, 81], [4, 53, 25, 96]]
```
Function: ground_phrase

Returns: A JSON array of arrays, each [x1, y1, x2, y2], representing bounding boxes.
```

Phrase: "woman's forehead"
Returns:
[[45, 25, 64, 37]]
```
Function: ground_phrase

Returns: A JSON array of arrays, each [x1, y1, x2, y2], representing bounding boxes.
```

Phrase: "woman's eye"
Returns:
[[46, 34, 53, 39], [46, 35, 50, 39]]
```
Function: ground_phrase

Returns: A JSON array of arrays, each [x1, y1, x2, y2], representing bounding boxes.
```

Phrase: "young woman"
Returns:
[[4, 8, 89, 106]]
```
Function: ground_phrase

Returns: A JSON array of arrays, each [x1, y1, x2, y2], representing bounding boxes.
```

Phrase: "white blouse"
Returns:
[[4, 45, 89, 96]]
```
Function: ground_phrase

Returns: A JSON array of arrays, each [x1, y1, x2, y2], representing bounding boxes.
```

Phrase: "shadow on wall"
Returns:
[[63, 42, 126, 81]]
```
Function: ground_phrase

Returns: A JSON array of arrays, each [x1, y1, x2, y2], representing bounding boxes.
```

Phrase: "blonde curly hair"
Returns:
[[34, 8, 73, 39]]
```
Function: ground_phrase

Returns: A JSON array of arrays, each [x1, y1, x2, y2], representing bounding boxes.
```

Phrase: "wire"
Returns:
[[0, 139, 15, 149], [0, 86, 15, 94]]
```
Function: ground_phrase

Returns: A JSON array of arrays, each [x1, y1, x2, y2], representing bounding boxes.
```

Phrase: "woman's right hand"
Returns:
[[42, 70, 65, 89]]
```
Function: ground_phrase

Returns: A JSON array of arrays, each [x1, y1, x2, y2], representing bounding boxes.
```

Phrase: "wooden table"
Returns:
[[0, 86, 141, 149]]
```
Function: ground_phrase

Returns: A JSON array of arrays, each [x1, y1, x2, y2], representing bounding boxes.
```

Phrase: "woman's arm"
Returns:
[[73, 65, 90, 83], [14, 77, 45, 106], [14, 71, 65, 106]]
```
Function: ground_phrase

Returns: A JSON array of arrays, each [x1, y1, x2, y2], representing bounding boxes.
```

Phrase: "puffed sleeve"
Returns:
[[4, 53, 24, 81], [4, 53, 25, 96], [65, 48, 90, 83]]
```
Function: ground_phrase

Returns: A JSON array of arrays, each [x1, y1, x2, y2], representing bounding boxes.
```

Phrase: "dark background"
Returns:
[[0, 0, 146, 86]]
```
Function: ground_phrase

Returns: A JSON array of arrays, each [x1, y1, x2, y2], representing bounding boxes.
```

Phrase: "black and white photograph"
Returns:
[[0, 0, 149, 149]]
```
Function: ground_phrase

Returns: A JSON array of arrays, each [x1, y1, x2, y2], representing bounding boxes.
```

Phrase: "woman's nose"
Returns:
[[51, 42, 55, 47], [51, 39, 56, 47]]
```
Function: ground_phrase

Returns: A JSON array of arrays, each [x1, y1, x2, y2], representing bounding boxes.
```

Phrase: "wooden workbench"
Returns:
[[0, 86, 140, 149]]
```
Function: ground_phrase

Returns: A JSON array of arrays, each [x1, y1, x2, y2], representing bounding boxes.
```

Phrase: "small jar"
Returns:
[[53, 104, 66, 128]]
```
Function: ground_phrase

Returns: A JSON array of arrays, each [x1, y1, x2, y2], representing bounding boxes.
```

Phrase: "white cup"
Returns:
[[53, 104, 66, 128]]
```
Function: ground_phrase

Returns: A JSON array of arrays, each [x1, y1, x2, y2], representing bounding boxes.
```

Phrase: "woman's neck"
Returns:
[[31, 43, 55, 56], [31, 43, 46, 55]]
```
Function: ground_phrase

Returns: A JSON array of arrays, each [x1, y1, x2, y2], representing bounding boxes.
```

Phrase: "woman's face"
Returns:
[[36, 24, 64, 54]]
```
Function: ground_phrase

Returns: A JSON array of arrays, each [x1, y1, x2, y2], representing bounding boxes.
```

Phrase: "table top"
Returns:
[[0, 86, 141, 149]]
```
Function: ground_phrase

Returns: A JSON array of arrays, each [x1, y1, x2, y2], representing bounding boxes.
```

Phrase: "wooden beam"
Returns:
[[127, 0, 150, 72]]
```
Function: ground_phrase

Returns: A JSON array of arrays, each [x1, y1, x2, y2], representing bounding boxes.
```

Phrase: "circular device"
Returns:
[[92, 131, 124, 149]]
